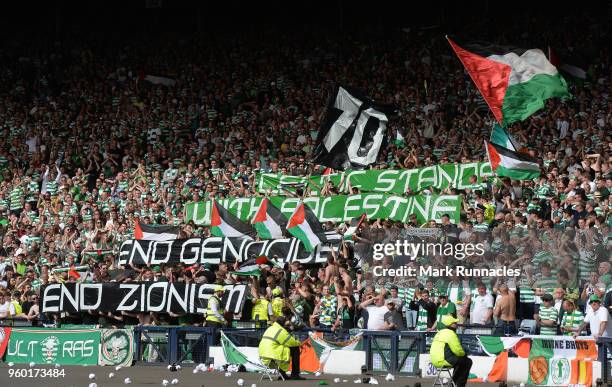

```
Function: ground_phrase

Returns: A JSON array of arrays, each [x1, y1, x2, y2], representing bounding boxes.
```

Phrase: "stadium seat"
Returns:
[[519, 319, 537, 335]]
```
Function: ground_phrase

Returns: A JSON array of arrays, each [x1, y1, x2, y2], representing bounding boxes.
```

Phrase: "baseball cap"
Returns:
[[589, 294, 601, 304], [441, 315, 459, 327], [272, 288, 282, 296], [214, 285, 225, 293]]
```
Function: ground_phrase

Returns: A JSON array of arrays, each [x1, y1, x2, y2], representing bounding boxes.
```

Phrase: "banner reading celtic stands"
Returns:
[[185, 194, 461, 225], [255, 162, 492, 195]]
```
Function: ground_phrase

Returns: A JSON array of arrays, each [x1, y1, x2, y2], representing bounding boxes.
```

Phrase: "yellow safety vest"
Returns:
[[430, 328, 466, 368], [258, 322, 301, 372], [271, 297, 284, 317], [205, 295, 224, 324], [10, 300, 22, 316], [252, 298, 270, 322]]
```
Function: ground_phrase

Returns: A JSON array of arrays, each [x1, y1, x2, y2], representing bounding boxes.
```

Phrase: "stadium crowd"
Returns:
[[0, 12, 610, 339]]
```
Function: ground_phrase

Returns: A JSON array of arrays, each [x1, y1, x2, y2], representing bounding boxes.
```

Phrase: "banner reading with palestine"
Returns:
[[256, 162, 492, 195], [40, 283, 247, 315], [185, 194, 461, 225], [118, 237, 332, 265]]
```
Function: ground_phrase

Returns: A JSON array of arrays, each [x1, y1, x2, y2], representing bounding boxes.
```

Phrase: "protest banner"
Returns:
[[255, 162, 491, 195], [40, 283, 247, 315], [117, 237, 330, 266], [185, 194, 461, 225]]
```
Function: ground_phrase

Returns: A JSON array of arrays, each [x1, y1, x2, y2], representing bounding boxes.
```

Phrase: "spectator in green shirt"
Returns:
[[13, 254, 26, 276], [436, 294, 457, 330], [535, 293, 558, 336], [560, 299, 584, 336]]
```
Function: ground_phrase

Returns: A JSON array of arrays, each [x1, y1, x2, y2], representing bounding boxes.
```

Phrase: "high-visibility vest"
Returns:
[[252, 298, 270, 322], [258, 322, 301, 372], [430, 328, 466, 368], [271, 297, 284, 317], [10, 300, 22, 316], [205, 295, 224, 324]]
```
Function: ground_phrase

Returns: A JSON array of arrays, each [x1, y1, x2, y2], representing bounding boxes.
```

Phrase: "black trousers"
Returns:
[[452, 356, 472, 387], [289, 346, 300, 376]]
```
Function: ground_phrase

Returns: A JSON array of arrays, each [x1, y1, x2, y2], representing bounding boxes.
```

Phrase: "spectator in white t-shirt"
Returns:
[[0, 293, 10, 319], [575, 295, 612, 339], [359, 292, 389, 330], [470, 283, 494, 325]]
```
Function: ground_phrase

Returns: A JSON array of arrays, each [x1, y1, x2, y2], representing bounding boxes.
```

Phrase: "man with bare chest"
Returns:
[[494, 284, 517, 335]]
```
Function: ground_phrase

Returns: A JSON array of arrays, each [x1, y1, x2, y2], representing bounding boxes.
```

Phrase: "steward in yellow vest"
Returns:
[[271, 288, 285, 317], [258, 317, 304, 380], [252, 296, 272, 327], [205, 285, 227, 327], [430, 315, 472, 387]]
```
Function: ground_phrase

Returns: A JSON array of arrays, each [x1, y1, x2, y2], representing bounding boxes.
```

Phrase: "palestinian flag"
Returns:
[[486, 141, 540, 180], [447, 37, 570, 126], [230, 256, 282, 277], [211, 201, 256, 239], [490, 123, 520, 152], [287, 202, 328, 252], [51, 265, 91, 283], [251, 198, 287, 239], [343, 213, 366, 241], [134, 219, 180, 241]]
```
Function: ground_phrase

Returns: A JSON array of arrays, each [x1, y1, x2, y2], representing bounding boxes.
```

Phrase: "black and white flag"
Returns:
[[311, 85, 396, 170]]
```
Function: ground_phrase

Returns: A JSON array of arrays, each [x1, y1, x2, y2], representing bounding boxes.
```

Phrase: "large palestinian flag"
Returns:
[[211, 201, 256, 239], [134, 219, 180, 241], [287, 202, 328, 252], [486, 141, 540, 180], [447, 37, 570, 126], [251, 198, 287, 239]]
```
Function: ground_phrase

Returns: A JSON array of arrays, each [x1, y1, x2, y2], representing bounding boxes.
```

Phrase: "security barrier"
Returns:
[[1, 323, 609, 382]]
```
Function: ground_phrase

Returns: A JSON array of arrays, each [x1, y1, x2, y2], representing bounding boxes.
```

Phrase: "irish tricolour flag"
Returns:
[[251, 198, 287, 239], [486, 141, 540, 180], [287, 202, 328, 252], [528, 337, 597, 386], [447, 37, 570, 126]]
